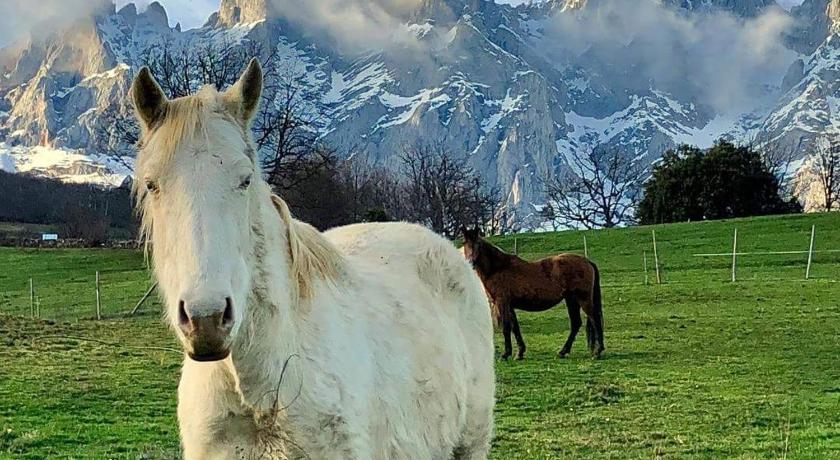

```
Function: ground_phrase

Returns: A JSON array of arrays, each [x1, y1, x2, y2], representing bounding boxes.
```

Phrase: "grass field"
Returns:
[[0, 248, 158, 321], [1, 213, 839, 458]]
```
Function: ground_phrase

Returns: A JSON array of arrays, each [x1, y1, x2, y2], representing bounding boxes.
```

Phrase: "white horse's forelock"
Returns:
[[133, 86, 220, 246]]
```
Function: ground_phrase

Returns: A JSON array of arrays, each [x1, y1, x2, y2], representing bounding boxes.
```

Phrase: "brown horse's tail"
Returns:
[[586, 261, 605, 353]]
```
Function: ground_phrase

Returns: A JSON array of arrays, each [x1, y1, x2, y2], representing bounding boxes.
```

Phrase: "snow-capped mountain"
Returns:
[[1, 0, 838, 225]]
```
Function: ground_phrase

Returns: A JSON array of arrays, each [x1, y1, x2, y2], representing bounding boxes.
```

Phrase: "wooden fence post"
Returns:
[[513, 237, 518, 255], [806, 225, 815, 279], [652, 230, 661, 284], [95, 271, 101, 320], [131, 282, 158, 316], [583, 234, 589, 258], [29, 278, 34, 318], [731, 228, 738, 283], [643, 251, 649, 285]]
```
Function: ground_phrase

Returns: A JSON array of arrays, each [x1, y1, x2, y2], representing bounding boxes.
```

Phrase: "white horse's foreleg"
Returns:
[[178, 360, 257, 459], [453, 390, 494, 460]]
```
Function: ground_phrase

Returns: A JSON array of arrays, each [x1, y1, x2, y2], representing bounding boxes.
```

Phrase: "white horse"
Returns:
[[130, 59, 495, 459]]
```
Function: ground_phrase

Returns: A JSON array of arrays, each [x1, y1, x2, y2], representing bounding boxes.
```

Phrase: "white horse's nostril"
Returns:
[[178, 300, 189, 326], [223, 297, 234, 327]]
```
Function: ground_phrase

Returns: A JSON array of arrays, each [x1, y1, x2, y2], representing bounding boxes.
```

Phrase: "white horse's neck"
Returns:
[[230, 185, 305, 414]]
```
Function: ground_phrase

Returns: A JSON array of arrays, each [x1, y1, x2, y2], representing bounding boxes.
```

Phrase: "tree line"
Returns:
[[539, 139, 822, 229], [0, 170, 135, 242], [85, 41, 840, 234]]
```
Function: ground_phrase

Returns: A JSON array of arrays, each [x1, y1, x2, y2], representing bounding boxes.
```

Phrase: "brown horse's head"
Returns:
[[461, 226, 482, 266], [461, 227, 513, 279]]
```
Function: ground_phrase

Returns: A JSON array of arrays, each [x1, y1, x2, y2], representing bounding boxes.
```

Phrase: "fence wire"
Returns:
[[2, 216, 840, 322]]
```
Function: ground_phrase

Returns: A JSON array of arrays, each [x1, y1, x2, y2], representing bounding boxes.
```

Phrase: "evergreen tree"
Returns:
[[637, 141, 800, 224]]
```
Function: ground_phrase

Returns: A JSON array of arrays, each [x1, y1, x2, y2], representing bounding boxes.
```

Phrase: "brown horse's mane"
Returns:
[[472, 237, 523, 277]]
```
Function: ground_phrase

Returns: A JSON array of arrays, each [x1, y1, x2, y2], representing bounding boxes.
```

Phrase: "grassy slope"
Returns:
[[1, 213, 839, 458]]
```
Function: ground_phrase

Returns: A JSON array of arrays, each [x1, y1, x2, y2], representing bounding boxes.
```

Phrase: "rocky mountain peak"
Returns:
[[143, 1, 170, 29], [218, 0, 271, 26], [788, 0, 835, 54], [117, 3, 138, 21], [829, 0, 840, 30], [660, 0, 779, 17]]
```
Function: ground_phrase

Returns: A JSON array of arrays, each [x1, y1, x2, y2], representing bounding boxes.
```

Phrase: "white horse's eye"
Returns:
[[145, 179, 159, 194], [239, 175, 252, 190]]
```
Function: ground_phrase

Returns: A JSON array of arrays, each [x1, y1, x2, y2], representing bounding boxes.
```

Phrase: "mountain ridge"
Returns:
[[0, 0, 838, 227]]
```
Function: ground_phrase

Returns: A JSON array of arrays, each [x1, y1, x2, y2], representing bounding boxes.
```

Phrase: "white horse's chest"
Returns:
[[194, 397, 349, 459]]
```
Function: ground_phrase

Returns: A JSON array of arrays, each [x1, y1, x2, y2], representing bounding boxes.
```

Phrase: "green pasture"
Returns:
[[1, 213, 838, 458]]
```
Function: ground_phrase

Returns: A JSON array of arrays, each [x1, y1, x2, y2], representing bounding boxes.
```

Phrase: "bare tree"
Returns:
[[751, 134, 800, 200], [541, 148, 645, 229], [399, 145, 499, 238], [94, 101, 140, 170], [98, 39, 335, 193], [98, 42, 511, 235], [277, 151, 409, 230], [138, 39, 267, 98], [98, 39, 272, 163], [256, 60, 332, 191], [808, 135, 840, 211], [334, 153, 405, 223]]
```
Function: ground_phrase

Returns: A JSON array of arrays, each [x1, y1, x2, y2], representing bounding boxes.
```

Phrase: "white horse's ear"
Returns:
[[131, 67, 168, 131], [223, 58, 262, 125]]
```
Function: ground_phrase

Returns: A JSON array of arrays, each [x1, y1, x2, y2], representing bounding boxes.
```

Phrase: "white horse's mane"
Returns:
[[270, 194, 344, 300]]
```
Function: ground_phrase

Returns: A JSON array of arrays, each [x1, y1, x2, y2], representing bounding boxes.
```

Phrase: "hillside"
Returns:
[[1, 212, 838, 458], [0, 0, 838, 226]]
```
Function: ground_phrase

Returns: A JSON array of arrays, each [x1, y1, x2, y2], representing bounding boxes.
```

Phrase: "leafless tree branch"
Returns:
[[541, 148, 645, 229]]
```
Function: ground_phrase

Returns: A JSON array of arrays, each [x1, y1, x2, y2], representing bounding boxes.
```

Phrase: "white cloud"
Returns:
[[0, 0, 110, 45], [538, 0, 797, 113], [267, 0, 429, 53]]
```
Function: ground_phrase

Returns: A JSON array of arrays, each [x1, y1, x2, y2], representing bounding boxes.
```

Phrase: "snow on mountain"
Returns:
[[0, 0, 838, 225], [0, 142, 131, 186], [763, 35, 840, 142]]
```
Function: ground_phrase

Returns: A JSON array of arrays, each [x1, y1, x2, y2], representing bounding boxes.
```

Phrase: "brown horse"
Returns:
[[461, 228, 604, 360]]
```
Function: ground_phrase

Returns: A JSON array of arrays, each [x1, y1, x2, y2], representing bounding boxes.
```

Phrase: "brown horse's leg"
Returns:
[[558, 297, 582, 358], [510, 310, 526, 360], [578, 295, 602, 359], [501, 308, 514, 360]]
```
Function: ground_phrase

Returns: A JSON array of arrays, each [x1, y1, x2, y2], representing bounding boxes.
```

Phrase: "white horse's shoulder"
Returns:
[[325, 222, 483, 313]]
